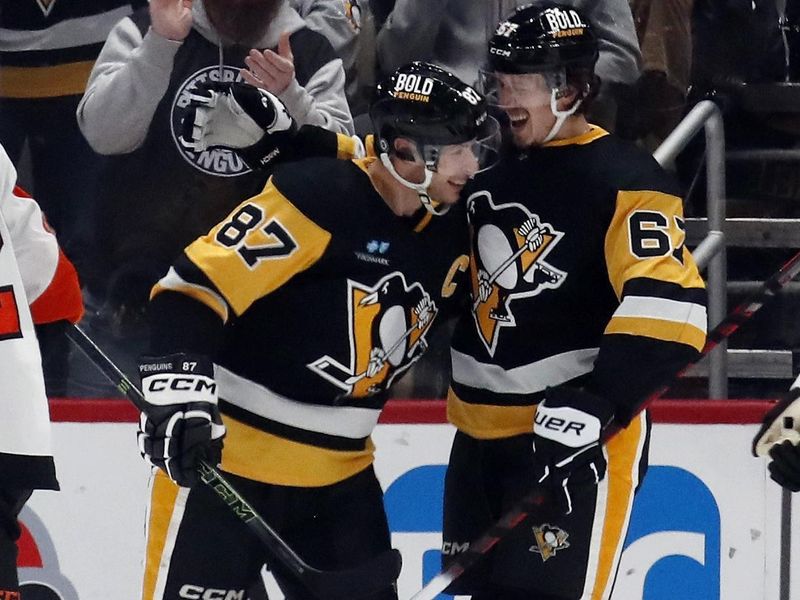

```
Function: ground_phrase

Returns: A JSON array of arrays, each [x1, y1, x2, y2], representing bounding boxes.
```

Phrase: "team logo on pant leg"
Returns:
[[467, 191, 566, 355], [530, 524, 570, 562], [308, 272, 437, 396]]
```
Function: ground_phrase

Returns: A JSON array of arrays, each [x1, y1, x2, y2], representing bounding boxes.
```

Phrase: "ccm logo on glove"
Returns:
[[145, 375, 217, 395]]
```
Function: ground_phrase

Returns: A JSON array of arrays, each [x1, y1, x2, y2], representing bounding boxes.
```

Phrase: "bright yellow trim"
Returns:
[[142, 472, 180, 600], [221, 415, 375, 487], [186, 183, 331, 317], [150, 281, 229, 323], [591, 413, 645, 599], [605, 189, 705, 299], [543, 125, 609, 147], [446, 388, 536, 439], [606, 315, 706, 351], [0, 62, 94, 98]]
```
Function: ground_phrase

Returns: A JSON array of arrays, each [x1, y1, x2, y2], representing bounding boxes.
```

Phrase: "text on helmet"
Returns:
[[392, 73, 434, 102], [543, 7, 587, 37]]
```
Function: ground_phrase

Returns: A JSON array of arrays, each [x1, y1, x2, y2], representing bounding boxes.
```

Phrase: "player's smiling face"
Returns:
[[494, 72, 557, 148], [428, 141, 481, 204]]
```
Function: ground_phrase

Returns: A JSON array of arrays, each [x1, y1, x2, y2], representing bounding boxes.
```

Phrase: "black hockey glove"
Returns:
[[137, 354, 225, 488], [180, 81, 297, 170], [532, 386, 616, 515], [753, 381, 800, 492]]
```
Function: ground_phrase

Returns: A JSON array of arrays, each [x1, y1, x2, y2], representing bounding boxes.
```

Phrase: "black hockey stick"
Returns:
[[411, 249, 800, 600], [65, 323, 402, 600]]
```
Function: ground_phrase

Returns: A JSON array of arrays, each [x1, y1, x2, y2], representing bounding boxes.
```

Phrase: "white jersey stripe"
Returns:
[[0, 7, 134, 52], [450, 347, 599, 394], [216, 366, 382, 439], [614, 296, 707, 332]]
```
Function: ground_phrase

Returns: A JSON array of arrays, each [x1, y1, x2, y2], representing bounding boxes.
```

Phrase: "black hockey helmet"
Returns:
[[369, 62, 500, 214], [488, 3, 599, 75], [370, 61, 494, 153]]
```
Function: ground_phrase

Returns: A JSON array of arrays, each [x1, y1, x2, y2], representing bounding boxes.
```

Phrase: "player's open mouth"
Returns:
[[506, 108, 529, 129]]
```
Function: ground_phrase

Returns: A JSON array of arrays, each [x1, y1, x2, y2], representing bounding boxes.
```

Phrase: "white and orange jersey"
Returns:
[[0, 144, 83, 490]]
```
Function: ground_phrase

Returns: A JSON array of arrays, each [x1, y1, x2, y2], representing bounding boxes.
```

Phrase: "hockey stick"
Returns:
[[411, 248, 800, 600], [65, 324, 402, 600]]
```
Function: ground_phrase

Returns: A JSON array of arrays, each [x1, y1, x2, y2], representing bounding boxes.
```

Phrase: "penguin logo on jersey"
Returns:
[[467, 191, 566, 355], [530, 524, 570, 562], [308, 273, 437, 397], [171, 66, 252, 177]]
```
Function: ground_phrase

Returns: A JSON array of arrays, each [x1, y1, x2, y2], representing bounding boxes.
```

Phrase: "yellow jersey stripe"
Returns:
[[446, 387, 536, 439], [0, 62, 94, 98], [590, 412, 646, 599], [543, 125, 609, 147], [221, 415, 376, 487], [606, 315, 706, 351], [142, 473, 184, 600], [185, 183, 331, 317], [605, 190, 704, 300]]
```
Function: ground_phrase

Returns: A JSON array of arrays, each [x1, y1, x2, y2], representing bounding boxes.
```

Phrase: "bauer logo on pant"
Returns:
[[530, 524, 570, 562]]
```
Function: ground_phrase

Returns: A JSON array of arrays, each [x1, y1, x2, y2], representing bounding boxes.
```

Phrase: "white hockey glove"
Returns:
[[180, 82, 297, 170], [137, 354, 226, 488], [753, 378, 800, 492], [533, 386, 615, 515]]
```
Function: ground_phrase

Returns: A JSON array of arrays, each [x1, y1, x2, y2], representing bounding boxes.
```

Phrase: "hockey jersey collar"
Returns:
[[542, 124, 609, 148], [353, 136, 436, 233]]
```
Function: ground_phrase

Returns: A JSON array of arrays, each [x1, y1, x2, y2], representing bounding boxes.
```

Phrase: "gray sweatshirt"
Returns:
[[376, 0, 641, 87], [78, 0, 353, 155]]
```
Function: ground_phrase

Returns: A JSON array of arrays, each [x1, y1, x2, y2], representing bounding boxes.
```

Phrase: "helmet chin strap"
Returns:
[[379, 152, 451, 215], [542, 88, 582, 144]]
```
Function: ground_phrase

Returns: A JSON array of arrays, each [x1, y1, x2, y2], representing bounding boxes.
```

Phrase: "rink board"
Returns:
[[18, 399, 793, 600]]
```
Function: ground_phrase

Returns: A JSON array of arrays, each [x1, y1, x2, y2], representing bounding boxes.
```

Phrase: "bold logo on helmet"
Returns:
[[467, 191, 566, 356], [530, 524, 570, 562], [308, 273, 437, 397], [171, 66, 252, 177], [543, 7, 587, 37], [392, 73, 434, 103]]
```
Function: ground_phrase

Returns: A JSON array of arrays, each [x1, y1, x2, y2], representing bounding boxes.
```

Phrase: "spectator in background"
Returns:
[[622, 0, 694, 150], [0, 0, 145, 394], [372, 0, 641, 130], [290, 0, 374, 114], [75, 0, 352, 388]]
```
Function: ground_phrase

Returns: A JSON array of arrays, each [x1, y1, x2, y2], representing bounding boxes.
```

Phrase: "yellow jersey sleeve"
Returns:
[[604, 189, 707, 352], [183, 178, 332, 317]]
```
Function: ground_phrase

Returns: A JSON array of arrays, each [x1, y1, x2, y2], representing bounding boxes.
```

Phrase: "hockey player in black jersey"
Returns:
[[440, 4, 708, 599], [134, 62, 499, 600]]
